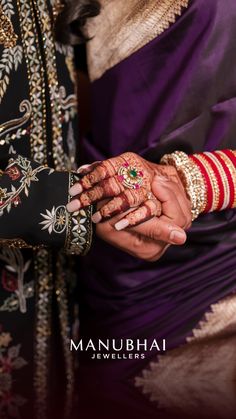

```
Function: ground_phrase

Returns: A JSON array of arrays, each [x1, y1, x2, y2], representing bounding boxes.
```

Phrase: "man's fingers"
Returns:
[[96, 218, 171, 262], [158, 176, 192, 229], [152, 176, 190, 228], [130, 216, 187, 245], [91, 188, 150, 223], [114, 199, 161, 230]]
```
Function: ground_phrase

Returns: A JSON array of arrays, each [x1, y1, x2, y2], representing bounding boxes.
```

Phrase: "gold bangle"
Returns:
[[160, 151, 207, 221]]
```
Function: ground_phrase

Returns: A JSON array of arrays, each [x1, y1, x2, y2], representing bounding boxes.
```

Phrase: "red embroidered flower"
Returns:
[[6, 166, 21, 181], [12, 196, 21, 207], [1, 270, 18, 292]]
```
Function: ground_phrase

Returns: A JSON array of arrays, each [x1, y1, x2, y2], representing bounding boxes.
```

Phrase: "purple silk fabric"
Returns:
[[78, 0, 236, 417]]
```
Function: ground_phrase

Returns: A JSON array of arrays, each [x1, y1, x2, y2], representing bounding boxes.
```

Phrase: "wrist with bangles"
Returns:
[[160, 150, 236, 221]]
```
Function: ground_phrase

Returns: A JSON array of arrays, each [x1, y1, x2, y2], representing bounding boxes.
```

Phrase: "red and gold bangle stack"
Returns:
[[161, 150, 236, 221]]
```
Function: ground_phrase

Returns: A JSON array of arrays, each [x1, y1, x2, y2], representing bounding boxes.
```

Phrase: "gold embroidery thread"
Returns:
[[0, 4, 18, 48]]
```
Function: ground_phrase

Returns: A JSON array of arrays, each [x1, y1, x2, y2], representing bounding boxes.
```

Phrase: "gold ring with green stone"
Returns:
[[117, 163, 144, 190]]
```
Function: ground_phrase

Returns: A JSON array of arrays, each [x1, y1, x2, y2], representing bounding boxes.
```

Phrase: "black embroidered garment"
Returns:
[[0, 1, 92, 418]]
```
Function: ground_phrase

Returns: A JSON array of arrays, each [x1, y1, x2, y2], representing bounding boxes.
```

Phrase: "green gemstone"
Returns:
[[129, 169, 138, 178]]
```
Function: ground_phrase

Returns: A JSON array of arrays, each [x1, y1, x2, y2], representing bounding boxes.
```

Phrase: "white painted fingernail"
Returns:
[[66, 199, 81, 212], [77, 164, 91, 174], [77, 161, 101, 174], [169, 230, 186, 244], [92, 212, 102, 223], [115, 219, 130, 231], [69, 183, 83, 196]]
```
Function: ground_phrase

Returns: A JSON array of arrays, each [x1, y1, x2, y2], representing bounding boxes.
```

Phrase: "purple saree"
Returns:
[[77, 1, 236, 418]]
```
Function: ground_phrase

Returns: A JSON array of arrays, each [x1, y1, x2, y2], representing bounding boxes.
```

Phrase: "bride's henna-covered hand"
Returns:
[[67, 152, 184, 227]]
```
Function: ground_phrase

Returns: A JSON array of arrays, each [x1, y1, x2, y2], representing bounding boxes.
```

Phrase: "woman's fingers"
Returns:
[[70, 152, 150, 195], [114, 199, 161, 230], [91, 188, 151, 223], [77, 161, 101, 175], [128, 216, 187, 245], [67, 175, 126, 212], [69, 157, 124, 195]]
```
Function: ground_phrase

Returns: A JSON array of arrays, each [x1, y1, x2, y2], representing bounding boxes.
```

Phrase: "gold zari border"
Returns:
[[86, 0, 190, 81]]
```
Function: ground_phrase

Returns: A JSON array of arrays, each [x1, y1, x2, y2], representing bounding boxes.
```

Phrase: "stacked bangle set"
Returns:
[[161, 150, 236, 221]]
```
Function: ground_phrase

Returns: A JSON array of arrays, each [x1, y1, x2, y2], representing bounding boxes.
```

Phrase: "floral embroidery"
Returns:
[[65, 174, 93, 255], [0, 0, 23, 104], [0, 281, 34, 312], [0, 156, 50, 216], [40, 206, 68, 235], [70, 210, 90, 252], [5, 166, 21, 181], [0, 326, 27, 419], [66, 207, 93, 256], [33, 0, 65, 169], [1, 269, 18, 292], [16, 0, 49, 164], [0, 2, 82, 417], [0, 248, 31, 313]]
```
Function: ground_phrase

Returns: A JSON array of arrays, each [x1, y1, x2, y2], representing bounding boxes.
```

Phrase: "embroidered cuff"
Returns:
[[0, 156, 93, 254], [65, 173, 93, 256]]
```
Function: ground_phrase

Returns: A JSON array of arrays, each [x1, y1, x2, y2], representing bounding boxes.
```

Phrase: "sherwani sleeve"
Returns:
[[0, 155, 93, 255]]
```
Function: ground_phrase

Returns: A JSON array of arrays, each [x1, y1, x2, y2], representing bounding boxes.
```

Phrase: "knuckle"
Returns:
[[132, 234, 145, 250], [155, 201, 162, 217], [100, 203, 113, 218], [146, 199, 158, 216], [152, 224, 162, 240], [175, 213, 186, 228], [131, 236, 155, 260], [123, 152, 137, 160], [80, 192, 91, 207]]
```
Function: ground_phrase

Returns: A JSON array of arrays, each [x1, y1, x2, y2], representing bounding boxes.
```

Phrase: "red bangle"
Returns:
[[190, 149, 236, 213], [212, 151, 235, 209]]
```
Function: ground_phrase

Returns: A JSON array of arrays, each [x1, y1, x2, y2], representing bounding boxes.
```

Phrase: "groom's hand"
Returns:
[[96, 174, 192, 262]]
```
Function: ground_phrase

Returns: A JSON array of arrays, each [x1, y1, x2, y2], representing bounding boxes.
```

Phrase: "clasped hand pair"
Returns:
[[67, 153, 192, 262]]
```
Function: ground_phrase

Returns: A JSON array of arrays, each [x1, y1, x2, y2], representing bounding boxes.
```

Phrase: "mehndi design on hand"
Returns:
[[67, 152, 160, 228]]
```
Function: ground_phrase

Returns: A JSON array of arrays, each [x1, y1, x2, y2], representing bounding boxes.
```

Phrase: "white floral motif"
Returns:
[[17, 0, 48, 164], [70, 209, 88, 253], [0, 248, 31, 313], [40, 205, 68, 234], [0, 281, 34, 312]]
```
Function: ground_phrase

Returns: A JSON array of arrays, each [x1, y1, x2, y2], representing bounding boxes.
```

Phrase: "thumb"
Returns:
[[151, 174, 173, 203]]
